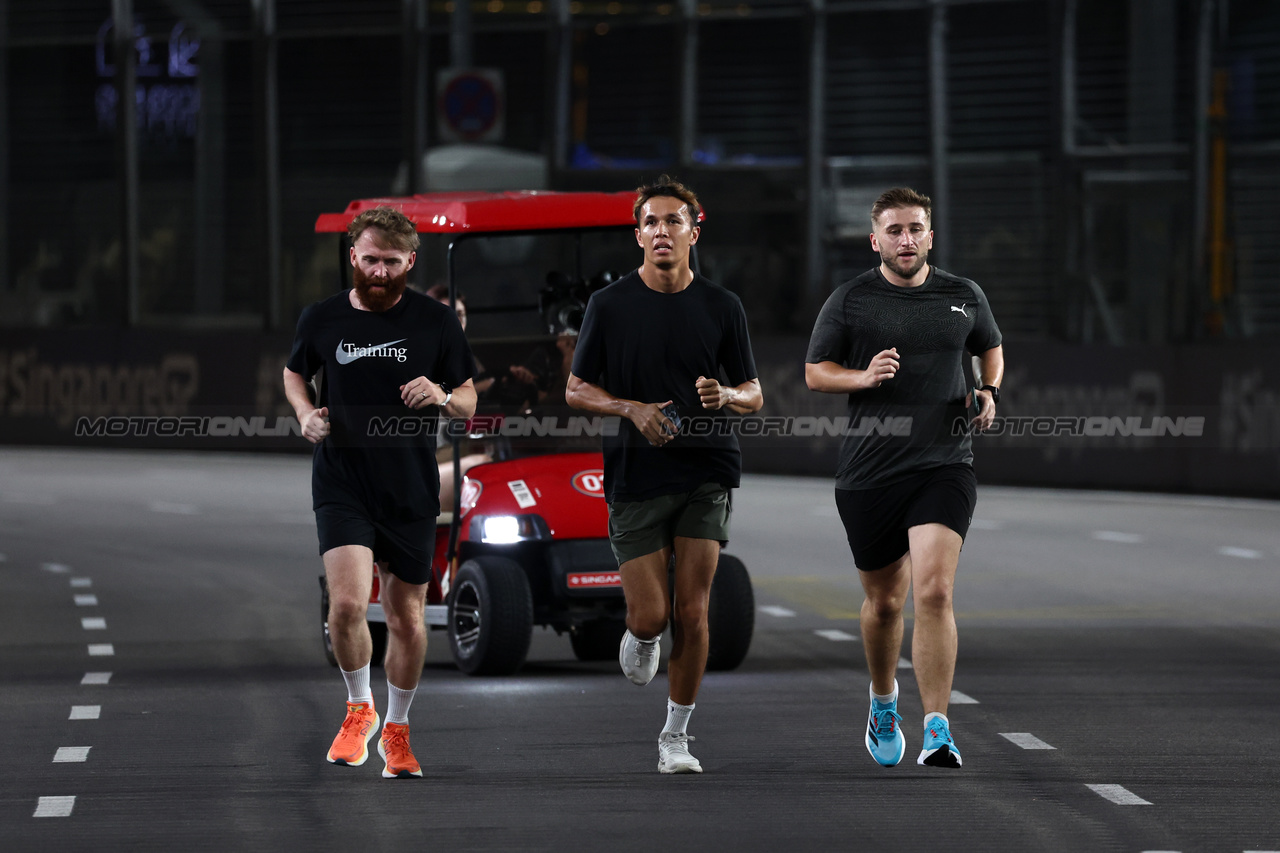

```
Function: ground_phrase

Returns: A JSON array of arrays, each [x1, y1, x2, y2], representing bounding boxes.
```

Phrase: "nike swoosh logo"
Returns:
[[335, 338, 407, 365]]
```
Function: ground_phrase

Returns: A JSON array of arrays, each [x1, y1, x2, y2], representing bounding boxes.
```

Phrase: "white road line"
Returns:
[[53, 747, 91, 763], [1000, 732, 1056, 749], [42, 562, 71, 573], [759, 605, 796, 618], [87, 644, 114, 656], [149, 501, 198, 515], [70, 577, 93, 588], [81, 672, 112, 685], [950, 690, 979, 704], [81, 617, 107, 630], [1086, 783, 1151, 805], [1218, 546, 1263, 559], [1092, 531, 1145, 544], [898, 657, 913, 670], [969, 518, 1003, 530], [69, 705, 101, 720], [74, 595, 99, 607], [814, 629, 858, 642], [33, 796, 76, 818]]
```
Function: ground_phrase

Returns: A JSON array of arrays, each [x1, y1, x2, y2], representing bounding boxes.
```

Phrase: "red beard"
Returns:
[[352, 267, 409, 312]]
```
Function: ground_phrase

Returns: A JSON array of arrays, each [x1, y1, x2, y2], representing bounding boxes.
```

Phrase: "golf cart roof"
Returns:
[[314, 190, 643, 235]]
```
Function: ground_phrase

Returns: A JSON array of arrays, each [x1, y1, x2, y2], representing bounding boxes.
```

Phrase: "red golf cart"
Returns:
[[313, 190, 755, 675]]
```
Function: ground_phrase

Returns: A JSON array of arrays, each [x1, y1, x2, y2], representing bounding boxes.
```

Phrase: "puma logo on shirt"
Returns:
[[950, 305, 968, 317]]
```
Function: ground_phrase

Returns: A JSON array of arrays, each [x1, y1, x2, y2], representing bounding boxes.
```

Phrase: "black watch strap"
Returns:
[[980, 384, 1000, 404]]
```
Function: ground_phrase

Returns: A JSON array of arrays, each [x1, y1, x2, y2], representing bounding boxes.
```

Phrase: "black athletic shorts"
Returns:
[[315, 501, 436, 585], [834, 463, 977, 572]]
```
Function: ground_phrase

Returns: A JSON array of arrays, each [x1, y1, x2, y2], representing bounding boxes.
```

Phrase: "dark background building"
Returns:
[[2, 0, 1279, 494]]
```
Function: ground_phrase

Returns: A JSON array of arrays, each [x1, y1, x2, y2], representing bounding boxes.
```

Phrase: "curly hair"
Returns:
[[633, 175, 702, 227], [347, 205, 421, 251]]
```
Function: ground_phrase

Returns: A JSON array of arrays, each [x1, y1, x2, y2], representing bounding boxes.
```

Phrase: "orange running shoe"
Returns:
[[326, 700, 379, 766], [378, 722, 423, 779]]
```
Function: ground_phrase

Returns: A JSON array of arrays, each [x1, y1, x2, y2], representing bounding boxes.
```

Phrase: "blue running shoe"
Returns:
[[864, 684, 905, 767], [918, 715, 963, 767]]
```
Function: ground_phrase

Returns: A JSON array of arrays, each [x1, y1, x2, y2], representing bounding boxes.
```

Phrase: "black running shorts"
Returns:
[[834, 463, 977, 572], [315, 501, 436, 585]]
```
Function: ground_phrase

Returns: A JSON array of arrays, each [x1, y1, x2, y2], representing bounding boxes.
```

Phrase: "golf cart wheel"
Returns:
[[569, 618, 627, 662], [448, 556, 534, 676], [706, 553, 754, 671], [320, 576, 389, 668]]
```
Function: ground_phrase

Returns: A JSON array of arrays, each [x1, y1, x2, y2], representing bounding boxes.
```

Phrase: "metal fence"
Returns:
[[2, 0, 1277, 342]]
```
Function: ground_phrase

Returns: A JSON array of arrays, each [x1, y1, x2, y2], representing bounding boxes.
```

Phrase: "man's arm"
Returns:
[[805, 348, 900, 394], [565, 373, 676, 447], [399, 376, 477, 419], [283, 367, 329, 444], [695, 377, 763, 414], [970, 345, 1004, 431]]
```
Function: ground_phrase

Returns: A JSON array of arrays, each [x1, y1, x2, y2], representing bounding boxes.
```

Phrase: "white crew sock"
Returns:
[[924, 711, 949, 730], [385, 680, 418, 725], [340, 664, 372, 705], [662, 699, 695, 735], [872, 678, 899, 705]]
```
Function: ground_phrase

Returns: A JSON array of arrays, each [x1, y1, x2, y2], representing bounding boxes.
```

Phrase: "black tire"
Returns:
[[448, 556, 534, 675], [320, 576, 389, 668], [706, 553, 754, 671], [569, 618, 627, 662]]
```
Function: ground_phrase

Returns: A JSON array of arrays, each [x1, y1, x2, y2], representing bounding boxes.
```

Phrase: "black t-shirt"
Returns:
[[805, 267, 1002, 489], [571, 270, 759, 502], [286, 288, 476, 520]]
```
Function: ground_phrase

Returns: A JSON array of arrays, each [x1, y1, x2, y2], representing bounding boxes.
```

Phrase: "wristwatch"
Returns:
[[980, 384, 1000, 404], [437, 381, 452, 408]]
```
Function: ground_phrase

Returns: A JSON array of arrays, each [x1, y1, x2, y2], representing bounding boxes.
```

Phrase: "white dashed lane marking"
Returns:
[[1086, 784, 1151, 805], [87, 644, 114, 657], [149, 501, 199, 515], [949, 690, 979, 704], [814, 629, 858, 642], [52, 747, 91, 763], [74, 595, 99, 607], [69, 706, 101, 720], [33, 796, 76, 818], [70, 578, 92, 588], [759, 605, 796, 618], [1000, 732, 1056, 749], [81, 672, 112, 685], [41, 562, 71, 573], [81, 617, 107, 630], [1218, 546, 1263, 559], [1091, 531, 1145, 544], [897, 657, 913, 670]]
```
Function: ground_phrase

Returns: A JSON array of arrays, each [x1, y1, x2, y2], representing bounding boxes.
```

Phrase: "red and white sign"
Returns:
[[571, 469, 606, 498], [567, 571, 621, 589]]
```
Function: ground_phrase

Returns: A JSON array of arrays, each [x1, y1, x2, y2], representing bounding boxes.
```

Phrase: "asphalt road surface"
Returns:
[[2, 447, 1278, 853]]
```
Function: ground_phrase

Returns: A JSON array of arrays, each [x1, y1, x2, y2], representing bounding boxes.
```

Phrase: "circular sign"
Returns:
[[440, 73, 501, 142], [571, 469, 605, 498]]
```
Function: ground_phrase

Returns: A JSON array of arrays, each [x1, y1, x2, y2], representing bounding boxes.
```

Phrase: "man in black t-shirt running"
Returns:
[[567, 176, 763, 774], [805, 187, 1003, 770], [284, 207, 477, 779]]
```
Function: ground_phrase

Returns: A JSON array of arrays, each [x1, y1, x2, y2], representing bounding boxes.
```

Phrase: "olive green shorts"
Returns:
[[607, 482, 732, 566]]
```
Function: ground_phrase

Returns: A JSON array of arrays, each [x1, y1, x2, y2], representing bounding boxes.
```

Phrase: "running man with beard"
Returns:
[[567, 176, 763, 774], [283, 206, 477, 779], [805, 187, 1003, 769]]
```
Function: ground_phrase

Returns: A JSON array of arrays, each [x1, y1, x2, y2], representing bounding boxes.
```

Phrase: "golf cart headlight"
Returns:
[[475, 514, 551, 544]]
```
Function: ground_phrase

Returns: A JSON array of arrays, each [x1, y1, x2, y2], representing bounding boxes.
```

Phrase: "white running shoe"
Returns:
[[619, 630, 659, 686], [658, 732, 702, 774]]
